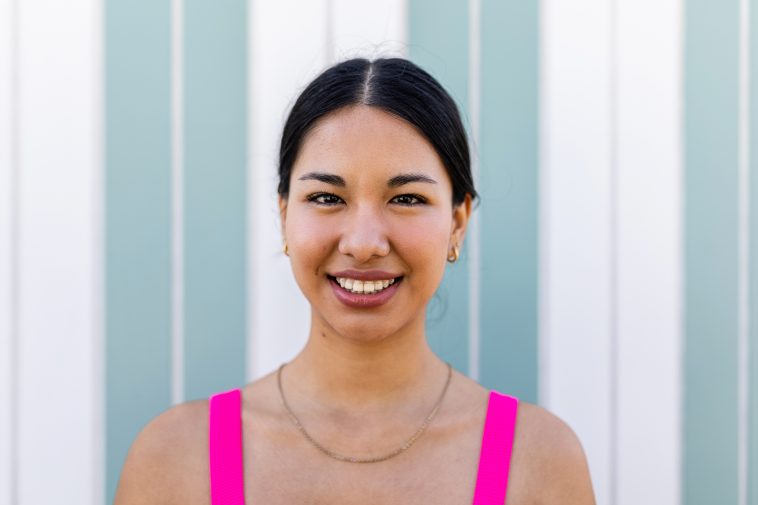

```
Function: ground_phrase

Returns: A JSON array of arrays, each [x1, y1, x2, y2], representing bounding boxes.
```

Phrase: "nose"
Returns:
[[337, 204, 391, 263]]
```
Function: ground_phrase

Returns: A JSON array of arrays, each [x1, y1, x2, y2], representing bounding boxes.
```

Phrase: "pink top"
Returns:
[[209, 388, 519, 504]]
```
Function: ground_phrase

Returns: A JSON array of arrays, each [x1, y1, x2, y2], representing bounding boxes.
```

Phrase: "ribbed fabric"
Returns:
[[472, 391, 520, 504], [208, 388, 519, 505], [209, 389, 246, 504]]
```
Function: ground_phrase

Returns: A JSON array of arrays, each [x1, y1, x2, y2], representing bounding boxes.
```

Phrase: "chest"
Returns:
[[239, 419, 527, 505]]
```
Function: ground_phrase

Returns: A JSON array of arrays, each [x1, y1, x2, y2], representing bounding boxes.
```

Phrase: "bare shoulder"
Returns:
[[512, 401, 596, 505], [113, 399, 210, 505]]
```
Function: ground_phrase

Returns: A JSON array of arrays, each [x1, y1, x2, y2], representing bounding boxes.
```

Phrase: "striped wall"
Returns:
[[541, 0, 615, 501], [105, 0, 172, 502], [1, 1, 104, 504], [0, 1, 756, 504], [182, 0, 247, 406], [684, 1, 740, 503], [614, 1, 682, 504]]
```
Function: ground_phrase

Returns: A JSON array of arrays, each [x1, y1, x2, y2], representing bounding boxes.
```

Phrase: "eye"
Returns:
[[307, 192, 344, 206], [392, 194, 427, 206]]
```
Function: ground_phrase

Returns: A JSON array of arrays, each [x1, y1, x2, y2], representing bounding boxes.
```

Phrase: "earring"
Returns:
[[283, 243, 289, 256], [447, 244, 459, 263]]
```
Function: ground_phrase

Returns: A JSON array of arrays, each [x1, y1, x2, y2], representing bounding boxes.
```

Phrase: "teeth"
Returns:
[[335, 277, 397, 294]]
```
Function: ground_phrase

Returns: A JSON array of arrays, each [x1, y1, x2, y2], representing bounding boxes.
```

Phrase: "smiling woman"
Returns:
[[113, 58, 596, 505]]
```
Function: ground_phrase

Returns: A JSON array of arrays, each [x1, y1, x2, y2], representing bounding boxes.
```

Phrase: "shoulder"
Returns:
[[512, 400, 596, 505], [113, 399, 210, 505]]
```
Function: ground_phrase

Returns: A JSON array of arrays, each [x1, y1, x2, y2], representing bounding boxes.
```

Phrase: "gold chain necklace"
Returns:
[[276, 361, 453, 464]]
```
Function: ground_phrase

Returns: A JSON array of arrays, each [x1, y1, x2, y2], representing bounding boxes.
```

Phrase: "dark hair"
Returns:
[[277, 57, 478, 207]]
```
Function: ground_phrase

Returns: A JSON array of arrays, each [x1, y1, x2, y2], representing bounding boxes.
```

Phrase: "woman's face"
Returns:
[[279, 105, 471, 342]]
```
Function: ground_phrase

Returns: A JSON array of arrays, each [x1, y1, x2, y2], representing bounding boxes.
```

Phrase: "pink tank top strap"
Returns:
[[209, 388, 246, 505], [472, 390, 519, 505]]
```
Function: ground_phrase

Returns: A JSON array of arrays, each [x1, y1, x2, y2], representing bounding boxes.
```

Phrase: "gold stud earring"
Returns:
[[447, 244, 460, 263], [283, 243, 289, 256]]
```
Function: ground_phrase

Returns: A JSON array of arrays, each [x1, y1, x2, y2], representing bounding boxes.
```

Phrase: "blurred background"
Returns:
[[0, 0, 754, 504]]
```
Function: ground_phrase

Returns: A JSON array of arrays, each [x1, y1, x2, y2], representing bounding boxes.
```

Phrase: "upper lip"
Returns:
[[330, 269, 403, 281]]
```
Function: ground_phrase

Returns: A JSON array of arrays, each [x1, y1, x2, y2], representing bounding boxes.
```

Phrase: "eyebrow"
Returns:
[[297, 171, 438, 188]]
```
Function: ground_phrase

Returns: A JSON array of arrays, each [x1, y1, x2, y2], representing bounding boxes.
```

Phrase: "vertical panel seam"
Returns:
[[467, 0, 481, 382], [537, 0, 551, 408], [675, 1, 685, 503], [171, 0, 185, 406], [10, 0, 18, 502], [93, 0, 106, 502], [610, 0, 619, 503], [400, 0, 409, 58], [738, 0, 750, 503], [245, 0, 255, 382]]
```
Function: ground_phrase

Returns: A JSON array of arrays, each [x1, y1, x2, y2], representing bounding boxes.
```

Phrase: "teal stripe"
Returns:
[[409, 0, 470, 375], [478, 0, 539, 401], [684, 0, 740, 503], [750, 0, 758, 500], [183, 1, 247, 401], [105, 1, 172, 503]]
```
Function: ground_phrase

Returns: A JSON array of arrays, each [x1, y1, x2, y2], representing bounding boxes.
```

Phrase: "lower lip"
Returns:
[[329, 277, 402, 308]]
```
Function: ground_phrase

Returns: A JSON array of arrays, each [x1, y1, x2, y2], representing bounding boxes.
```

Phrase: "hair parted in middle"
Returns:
[[277, 57, 479, 208]]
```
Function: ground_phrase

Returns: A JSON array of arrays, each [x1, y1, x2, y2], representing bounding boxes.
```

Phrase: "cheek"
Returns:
[[389, 212, 450, 274], [286, 211, 337, 276]]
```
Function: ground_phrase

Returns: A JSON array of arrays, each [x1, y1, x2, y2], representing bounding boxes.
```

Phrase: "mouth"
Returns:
[[327, 274, 404, 295]]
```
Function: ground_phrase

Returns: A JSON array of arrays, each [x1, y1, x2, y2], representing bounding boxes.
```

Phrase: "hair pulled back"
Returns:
[[277, 57, 478, 207]]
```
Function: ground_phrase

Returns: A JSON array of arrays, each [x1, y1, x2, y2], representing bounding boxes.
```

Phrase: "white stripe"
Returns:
[[171, 0, 185, 406], [615, 0, 683, 503], [16, 0, 100, 501], [738, 0, 750, 503], [467, 0, 481, 382], [331, 0, 409, 61], [325, 0, 334, 63], [541, 0, 614, 503]]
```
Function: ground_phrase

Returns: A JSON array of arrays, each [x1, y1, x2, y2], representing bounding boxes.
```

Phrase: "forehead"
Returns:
[[291, 105, 449, 185]]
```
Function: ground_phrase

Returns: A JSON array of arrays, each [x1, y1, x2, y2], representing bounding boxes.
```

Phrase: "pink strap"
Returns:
[[208, 388, 517, 505], [209, 389, 246, 505], [472, 390, 519, 505]]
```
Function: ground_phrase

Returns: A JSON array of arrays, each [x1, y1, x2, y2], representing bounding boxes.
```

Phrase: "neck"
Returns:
[[281, 315, 448, 417]]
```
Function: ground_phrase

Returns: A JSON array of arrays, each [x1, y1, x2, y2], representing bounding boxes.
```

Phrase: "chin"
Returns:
[[335, 320, 399, 342], [314, 312, 407, 343]]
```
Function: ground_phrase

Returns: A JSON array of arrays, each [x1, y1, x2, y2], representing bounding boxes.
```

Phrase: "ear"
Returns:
[[278, 195, 288, 240], [450, 193, 472, 247]]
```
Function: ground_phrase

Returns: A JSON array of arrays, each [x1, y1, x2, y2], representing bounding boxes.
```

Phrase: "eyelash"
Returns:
[[306, 192, 427, 207]]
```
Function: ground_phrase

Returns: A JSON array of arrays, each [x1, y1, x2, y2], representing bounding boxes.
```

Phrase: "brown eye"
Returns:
[[392, 194, 426, 206], [307, 193, 343, 205]]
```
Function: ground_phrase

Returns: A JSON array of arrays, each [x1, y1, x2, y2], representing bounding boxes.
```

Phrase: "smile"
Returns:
[[327, 275, 403, 308], [333, 276, 397, 294]]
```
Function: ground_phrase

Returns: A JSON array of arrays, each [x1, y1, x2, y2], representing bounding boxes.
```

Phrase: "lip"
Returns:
[[328, 275, 402, 308], [330, 269, 403, 281]]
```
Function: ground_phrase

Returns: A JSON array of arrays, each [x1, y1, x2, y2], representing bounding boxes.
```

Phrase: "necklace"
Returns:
[[276, 361, 453, 463]]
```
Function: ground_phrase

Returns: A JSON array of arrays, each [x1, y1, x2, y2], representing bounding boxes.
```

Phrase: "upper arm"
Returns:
[[113, 401, 209, 505], [533, 409, 596, 505]]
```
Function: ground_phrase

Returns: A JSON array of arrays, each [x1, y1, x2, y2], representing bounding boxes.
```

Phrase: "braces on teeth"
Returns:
[[334, 276, 396, 294]]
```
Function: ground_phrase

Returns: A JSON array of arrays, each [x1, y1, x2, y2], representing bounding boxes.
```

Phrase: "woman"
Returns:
[[115, 57, 596, 504]]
